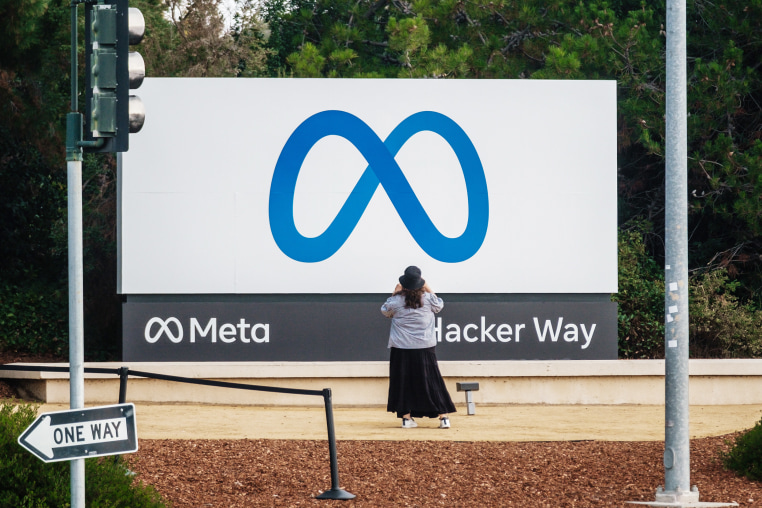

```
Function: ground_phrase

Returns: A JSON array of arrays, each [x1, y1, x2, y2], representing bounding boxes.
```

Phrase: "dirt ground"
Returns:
[[3, 353, 762, 507]]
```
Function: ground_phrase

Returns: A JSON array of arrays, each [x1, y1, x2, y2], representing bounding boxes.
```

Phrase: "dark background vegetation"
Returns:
[[1, 0, 761, 361]]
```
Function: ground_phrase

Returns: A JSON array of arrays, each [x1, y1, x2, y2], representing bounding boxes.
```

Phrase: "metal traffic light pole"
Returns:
[[67, 2, 87, 505], [66, 1, 144, 506]]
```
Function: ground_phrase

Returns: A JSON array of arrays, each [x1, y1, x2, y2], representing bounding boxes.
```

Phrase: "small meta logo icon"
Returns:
[[268, 110, 489, 263]]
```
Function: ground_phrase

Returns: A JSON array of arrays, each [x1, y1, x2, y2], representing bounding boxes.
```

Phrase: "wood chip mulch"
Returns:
[[128, 435, 762, 507]]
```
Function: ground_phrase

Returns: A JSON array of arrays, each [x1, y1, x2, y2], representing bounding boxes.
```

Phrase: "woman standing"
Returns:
[[381, 266, 456, 429]]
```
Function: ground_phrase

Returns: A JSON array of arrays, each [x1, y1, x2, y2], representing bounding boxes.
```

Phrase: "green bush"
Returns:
[[0, 283, 67, 357], [614, 222, 762, 359], [722, 417, 762, 481], [689, 269, 762, 358], [614, 223, 665, 358], [0, 402, 168, 508]]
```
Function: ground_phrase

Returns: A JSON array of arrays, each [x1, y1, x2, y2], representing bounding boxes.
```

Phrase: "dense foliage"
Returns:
[[722, 416, 762, 481], [1, 0, 761, 359], [690, 269, 762, 358], [0, 402, 167, 507], [614, 222, 665, 358]]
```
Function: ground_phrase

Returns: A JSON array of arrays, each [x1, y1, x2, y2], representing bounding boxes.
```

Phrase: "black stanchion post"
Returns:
[[118, 367, 129, 404], [316, 388, 355, 500], [113, 367, 131, 466]]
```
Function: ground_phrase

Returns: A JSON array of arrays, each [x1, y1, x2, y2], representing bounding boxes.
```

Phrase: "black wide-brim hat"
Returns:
[[399, 266, 425, 290]]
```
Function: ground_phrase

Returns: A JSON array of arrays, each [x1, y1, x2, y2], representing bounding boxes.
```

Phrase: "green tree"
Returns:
[[144, 0, 270, 77], [0, 0, 71, 356]]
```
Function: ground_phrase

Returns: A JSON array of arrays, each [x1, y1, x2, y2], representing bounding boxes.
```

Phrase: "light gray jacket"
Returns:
[[381, 293, 444, 349]]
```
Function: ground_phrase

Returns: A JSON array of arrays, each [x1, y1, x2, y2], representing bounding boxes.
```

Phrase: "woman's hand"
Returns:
[[422, 282, 433, 293], [393, 283, 403, 295]]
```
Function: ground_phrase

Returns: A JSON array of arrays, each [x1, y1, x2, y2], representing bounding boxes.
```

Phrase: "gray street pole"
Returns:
[[67, 3, 86, 506], [660, 0, 696, 503], [630, 2, 738, 504], [67, 0, 144, 503], [67, 158, 86, 508]]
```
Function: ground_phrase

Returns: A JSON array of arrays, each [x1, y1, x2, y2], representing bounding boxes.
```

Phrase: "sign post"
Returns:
[[18, 403, 138, 463], [67, 1, 145, 504]]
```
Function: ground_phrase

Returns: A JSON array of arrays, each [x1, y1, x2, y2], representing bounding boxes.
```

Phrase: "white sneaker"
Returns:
[[439, 417, 450, 429], [401, 418, 418, 428]]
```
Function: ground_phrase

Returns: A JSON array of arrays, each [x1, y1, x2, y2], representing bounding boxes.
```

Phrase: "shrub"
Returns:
[[0, 403, 69, 507], [0, 283, 67, 357], [689, 269, 762, 358], [614, 224, 665, 358], [0, 402, 167, 508], [614, 223, 762, 359], [722, 417, 762, 481]]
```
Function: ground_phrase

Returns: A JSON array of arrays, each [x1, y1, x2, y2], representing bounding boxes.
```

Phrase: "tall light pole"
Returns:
[[65, 2, 145, 506], [66, 4, 88, 506], [629, 1, 739, 506], [660, 0, 695, 501], [629, 1, 737, 506]]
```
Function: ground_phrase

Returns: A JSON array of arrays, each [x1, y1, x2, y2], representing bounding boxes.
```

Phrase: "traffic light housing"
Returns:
[[84, 0, 145, 153]]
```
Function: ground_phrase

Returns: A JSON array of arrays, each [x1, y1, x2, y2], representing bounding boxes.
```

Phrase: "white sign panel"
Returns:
[[120, 78, 617, 294]]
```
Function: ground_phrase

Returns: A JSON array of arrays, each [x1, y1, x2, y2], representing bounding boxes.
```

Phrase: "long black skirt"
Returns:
[[387, 346, 456, 419]]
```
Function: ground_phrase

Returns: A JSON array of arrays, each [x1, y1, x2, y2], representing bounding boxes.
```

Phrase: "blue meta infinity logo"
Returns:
[[268, 110, 489, 263]]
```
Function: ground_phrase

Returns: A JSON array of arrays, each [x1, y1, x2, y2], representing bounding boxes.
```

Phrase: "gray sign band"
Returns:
[[123, 298, 617, 361]]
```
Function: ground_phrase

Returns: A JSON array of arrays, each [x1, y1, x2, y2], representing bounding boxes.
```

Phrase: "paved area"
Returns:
[[38, 402, 762, 442]]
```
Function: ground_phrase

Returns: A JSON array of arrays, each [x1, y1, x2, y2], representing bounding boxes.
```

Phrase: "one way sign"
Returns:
[[18, 403, 138, 463]]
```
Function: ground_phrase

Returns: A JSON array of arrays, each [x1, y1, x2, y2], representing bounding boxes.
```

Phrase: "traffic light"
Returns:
[[84, 0, 145, 153]]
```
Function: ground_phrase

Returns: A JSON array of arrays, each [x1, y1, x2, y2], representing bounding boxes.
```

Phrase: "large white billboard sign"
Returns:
[[120, 78, 616, 294]]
